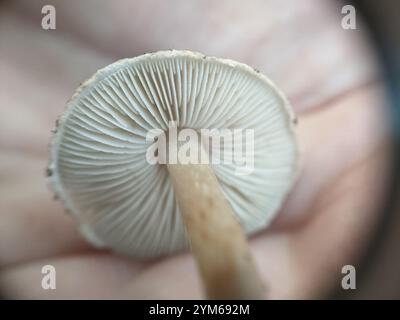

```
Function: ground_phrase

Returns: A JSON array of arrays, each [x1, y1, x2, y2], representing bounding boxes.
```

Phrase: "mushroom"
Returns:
[[49, 50, 298, 299]]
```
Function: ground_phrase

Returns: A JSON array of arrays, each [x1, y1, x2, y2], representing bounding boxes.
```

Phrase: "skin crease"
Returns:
[[0, 0, 393, 298]]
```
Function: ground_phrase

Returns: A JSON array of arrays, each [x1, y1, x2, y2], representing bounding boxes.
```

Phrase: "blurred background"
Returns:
[[0, 0, 399, 299]]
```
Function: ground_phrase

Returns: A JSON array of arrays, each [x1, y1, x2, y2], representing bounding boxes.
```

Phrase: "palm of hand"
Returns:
[[0, 0, 390, 298]]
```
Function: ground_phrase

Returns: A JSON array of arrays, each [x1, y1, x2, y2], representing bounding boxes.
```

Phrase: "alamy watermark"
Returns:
[[41, 264, 56, 290], [341, 5, 357, 30], [341, 264, 356, 290], [146, 122, 255, 175], [41, 5, 56, 30]]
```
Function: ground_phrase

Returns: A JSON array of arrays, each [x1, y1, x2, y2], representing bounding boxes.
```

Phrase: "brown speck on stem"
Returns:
[[46, 167, 53, 177]]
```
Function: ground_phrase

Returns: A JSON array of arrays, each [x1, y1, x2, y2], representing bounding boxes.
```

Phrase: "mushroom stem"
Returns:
[[167, 162, 265, 299]]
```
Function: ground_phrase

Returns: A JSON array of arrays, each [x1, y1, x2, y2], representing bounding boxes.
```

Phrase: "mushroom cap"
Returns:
[[49, 50, 298, 258]]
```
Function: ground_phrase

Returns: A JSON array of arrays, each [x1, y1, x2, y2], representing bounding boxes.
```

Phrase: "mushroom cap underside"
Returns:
[[49, 50, 298, 258]]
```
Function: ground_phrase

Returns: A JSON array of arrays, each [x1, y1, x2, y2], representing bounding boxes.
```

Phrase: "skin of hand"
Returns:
[[0, 0, 392, 299]]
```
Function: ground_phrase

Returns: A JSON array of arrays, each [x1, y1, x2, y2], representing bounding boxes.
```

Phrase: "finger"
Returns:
[[273, 83, 390, 227], [0, 252, 146, 299], [10, 0, 379, 112], [0, 152, 90, 268], [0, 5, 111, 156], [287, 143, 390, 298]]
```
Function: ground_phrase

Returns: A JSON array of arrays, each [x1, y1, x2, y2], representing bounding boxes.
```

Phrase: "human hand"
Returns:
[[0, 0, 391, 298]]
